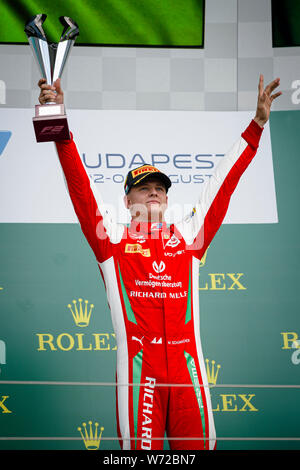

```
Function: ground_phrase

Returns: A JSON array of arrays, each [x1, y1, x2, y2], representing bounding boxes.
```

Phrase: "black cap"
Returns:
[[124, 164, 171, 195]]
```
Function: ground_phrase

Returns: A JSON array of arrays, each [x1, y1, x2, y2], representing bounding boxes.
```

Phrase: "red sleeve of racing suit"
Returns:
[[175, 119, 264, 258], [55, 134, 123, 263]]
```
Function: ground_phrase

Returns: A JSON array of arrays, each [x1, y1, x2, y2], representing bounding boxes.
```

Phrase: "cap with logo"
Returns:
[[124, 165, 171, 195]]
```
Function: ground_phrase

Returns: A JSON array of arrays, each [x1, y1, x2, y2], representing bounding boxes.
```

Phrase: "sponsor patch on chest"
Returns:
[[125, 243, 151, 257]]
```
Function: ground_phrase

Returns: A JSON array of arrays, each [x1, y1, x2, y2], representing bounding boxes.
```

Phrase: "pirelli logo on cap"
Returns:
[[125, 243, 151, 257], [132, 166, 160, 178], [124, 164, 171, 195]]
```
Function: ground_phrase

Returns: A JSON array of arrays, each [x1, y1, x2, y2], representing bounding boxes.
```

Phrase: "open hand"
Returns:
[[254, 75, 281, 127], [38, 78, 64, 105]]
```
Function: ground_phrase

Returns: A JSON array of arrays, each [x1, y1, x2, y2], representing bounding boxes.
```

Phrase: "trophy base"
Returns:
[[33, 104, 71, 143]]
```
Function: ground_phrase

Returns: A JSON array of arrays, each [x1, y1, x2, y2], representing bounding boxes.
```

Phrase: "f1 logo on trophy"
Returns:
[[24, 14, 79, 142]]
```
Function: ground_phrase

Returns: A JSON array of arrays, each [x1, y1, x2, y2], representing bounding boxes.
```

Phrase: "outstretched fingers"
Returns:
[[270, 91, 282, 102], [258, 74, 264, 97], [265, 77, 280, 96]]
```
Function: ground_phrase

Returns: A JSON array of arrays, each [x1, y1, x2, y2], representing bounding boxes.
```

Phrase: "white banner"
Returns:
[[0, 109, 278, 224]]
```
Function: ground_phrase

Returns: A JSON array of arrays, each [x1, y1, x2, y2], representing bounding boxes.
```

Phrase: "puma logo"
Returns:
[[132, 336, 144, 346]]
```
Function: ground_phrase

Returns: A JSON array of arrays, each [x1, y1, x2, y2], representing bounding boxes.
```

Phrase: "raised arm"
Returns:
[[38, 79, 124, 263], [175, 75, 281, 257]]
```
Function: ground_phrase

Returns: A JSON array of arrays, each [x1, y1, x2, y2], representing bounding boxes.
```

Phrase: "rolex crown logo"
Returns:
[[205, 359, 221, 386], [78, 421, 104, 450], [68, 298, 94, 327]]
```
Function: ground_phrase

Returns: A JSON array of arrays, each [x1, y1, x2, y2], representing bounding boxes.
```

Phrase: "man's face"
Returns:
[[124, 177, 168, 222]]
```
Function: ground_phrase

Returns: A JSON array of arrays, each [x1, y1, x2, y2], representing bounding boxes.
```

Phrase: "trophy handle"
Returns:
[[52, 41, 74, 83], [25, 14, 52, 85], [59, 16, 79, 41], [24, 14, 47, 40], [51, 17, 79, 83]]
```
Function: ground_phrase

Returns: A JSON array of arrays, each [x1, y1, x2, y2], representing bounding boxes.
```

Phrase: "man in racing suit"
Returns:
[[38, 75, 281, 450]]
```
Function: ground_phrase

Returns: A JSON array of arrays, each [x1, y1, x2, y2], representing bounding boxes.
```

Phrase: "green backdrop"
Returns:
[[272, 0, 300, 47], [0, 0, 204, 47]]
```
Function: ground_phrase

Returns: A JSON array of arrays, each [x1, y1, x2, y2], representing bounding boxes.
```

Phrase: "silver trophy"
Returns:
[[25, 14, 79, 142]]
